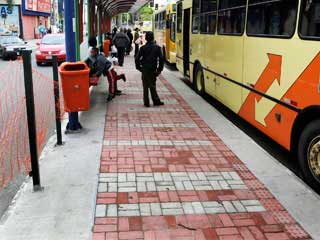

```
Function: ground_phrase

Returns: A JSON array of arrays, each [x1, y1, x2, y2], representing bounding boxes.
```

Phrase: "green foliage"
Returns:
[[138, 6, 153, 21], [121, 13, 133, 24]]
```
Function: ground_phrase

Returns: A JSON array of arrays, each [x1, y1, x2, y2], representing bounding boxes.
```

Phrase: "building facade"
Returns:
[[21, 0, 51, 39]]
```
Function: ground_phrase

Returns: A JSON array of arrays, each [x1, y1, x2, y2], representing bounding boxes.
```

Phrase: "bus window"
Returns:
[[160, 12, 165, 29], [193, 0, 201, 15], [170, 14, 176, 41], [201, 0, 217, 13], [200, 0, 217, 34], [217, 0, 246, 35], [166, 15, 170, 29], [208, 13, 217, 34], [155, 14, 159, 29], [172, 4, 177, 12], [192, 15, 200, 33], [247, 0, 298, 37], [300, 0, 320, 39], [192, 0, 201, 33], [177, 2, 182, 33], [200, 14, 217, 34]]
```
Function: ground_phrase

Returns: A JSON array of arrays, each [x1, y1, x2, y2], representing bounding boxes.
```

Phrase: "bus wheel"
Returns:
[[194, 64, 205, 95], [298, 119, 320, 192]]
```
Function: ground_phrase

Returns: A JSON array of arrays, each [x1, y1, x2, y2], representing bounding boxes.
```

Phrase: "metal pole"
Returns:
[[75, 0, 80, 61], [52, 56, 63, 145], [98, 9, 102, 47], [64, 0, 82, 132], [127, 13, 129, 27], [87, 0, 91, 39], [22, 50, 42, 192]]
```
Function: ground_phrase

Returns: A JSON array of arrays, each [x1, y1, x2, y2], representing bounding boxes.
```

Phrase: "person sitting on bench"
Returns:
[[85, 47, 126, 101]]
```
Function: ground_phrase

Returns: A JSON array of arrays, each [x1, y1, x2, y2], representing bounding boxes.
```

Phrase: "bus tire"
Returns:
[[298, 119, 320, 192], [194, 64, 205, 96]]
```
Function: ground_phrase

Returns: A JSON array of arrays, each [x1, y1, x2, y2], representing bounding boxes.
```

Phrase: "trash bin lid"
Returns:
[[59, 61, 89, 72]]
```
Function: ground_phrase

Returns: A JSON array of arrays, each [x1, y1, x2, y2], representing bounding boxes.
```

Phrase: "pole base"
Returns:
[[66, 112, 83, 132], [55, 141, 65, 147]]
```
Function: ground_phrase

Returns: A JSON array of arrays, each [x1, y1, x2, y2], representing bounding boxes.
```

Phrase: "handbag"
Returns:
[[135, 38, 142, 45]]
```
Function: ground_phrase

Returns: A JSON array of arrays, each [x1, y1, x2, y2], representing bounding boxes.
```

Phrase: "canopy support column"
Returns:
[[64, 0, 82, 132]]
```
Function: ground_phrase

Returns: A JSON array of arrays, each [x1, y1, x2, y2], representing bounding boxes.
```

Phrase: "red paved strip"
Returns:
[[92, 62, 311, 240]]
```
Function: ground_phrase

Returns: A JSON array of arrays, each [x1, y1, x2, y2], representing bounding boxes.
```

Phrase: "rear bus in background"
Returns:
[[154, 3, 177, 64], [176, 0, 320, 191]]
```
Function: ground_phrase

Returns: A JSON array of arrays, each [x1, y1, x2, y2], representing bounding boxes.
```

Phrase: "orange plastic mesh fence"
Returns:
[[0, 61, 65, 188]]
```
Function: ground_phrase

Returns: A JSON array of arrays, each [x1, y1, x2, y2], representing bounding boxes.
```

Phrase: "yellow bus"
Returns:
[[176, 0, 320, 190], [154, 3, 177, 64]]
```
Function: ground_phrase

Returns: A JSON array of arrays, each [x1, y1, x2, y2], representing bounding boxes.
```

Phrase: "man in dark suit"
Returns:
[[135, 32, 164, 107]]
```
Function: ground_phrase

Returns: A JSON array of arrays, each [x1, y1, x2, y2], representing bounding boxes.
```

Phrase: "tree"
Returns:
[[138, 6, 153, 21]]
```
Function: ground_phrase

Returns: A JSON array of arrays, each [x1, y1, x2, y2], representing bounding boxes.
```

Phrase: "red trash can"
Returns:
[[59, 62, 90, 112], [103, 39, 110, 56]]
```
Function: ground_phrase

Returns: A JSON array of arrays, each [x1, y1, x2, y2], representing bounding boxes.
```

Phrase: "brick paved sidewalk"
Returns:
[[92, 57, 311, 240]]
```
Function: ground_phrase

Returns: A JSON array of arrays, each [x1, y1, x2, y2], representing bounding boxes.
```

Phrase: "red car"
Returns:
[[35, 34, 66, 65]]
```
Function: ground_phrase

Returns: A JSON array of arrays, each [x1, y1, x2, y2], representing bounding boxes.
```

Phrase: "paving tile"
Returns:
[[97, 200, 265, 217]]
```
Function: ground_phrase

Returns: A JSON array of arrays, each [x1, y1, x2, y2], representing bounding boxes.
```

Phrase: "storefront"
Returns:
[[22, 0, 51, 40]]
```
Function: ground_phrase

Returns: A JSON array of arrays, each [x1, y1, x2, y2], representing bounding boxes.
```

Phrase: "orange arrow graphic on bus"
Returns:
[[263, 52, 320, 149], [239, 54, 282, 125], [254, 54, 282, 101]]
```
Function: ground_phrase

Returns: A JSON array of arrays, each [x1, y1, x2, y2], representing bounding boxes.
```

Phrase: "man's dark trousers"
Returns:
[[142, 70, 161, 106], [134, 43, 139, 57], [117, 47, 125, 66]]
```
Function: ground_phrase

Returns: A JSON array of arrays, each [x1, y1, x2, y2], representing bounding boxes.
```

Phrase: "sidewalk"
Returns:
[[91, 57, 314, 239], [0, 54, 318, 240]]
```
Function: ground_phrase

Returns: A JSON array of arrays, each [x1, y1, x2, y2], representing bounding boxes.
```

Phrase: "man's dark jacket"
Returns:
[[135, 41, 164, 73]]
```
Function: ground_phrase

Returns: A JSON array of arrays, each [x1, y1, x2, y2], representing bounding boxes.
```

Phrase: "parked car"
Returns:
[[35, 34, 66, 65], [0, 36, 31, 60], [0, 27, 12, 36]]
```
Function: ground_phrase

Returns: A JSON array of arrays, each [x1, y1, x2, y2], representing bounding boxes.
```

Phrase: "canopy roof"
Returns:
[[96, 0, 148, 16]]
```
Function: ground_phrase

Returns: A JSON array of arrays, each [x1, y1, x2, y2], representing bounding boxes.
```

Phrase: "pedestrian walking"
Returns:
[[112, 26, 118, 38], [38, 22, 46, 38], [112, 28, 130, 66], [135, 31, 164, 107], [126, 28, 133, 55], [133, 28, 140, 57]]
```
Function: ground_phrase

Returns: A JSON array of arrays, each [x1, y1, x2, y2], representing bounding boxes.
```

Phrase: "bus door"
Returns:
[[183, 8, 190, 76]]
